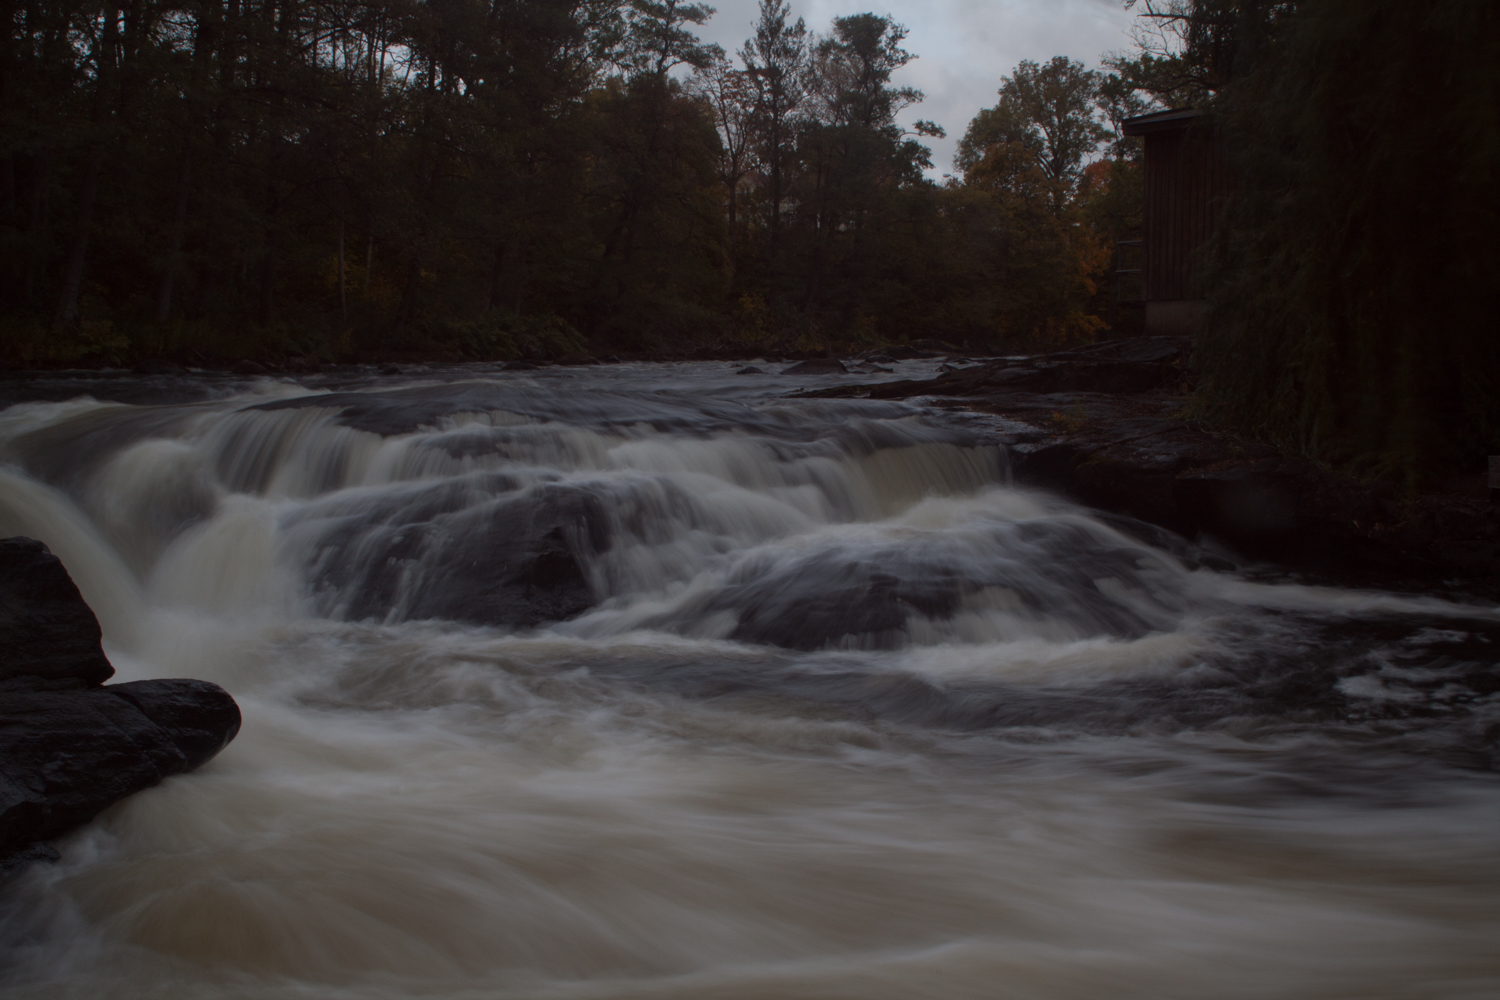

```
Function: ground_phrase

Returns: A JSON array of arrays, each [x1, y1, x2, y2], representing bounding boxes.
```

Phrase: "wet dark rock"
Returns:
[[556, 355, 602, 366], [378, 364, 403, 375], [286, 477, 609, 628], [247, 380, 914, 441], [105, 679, 243, 771], [637, 520, 1185, 651], [0, 538, 241, 872], [0, 537, 115, 686], [802, 337, 1500, 584], [501, 360, 541, 371], [232, 359, 269, 375], [131, 359, 186, 376], [781, 358, 847, 375], [736, 366, 765, 375], [0, 680, 240, 862], [865, 355, 895, 364], [862, 338, 1186, 401], [603, 356, 623, 364]]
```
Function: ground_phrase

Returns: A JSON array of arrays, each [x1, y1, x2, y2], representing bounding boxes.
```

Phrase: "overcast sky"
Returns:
[[693, 0, 1140, 178]]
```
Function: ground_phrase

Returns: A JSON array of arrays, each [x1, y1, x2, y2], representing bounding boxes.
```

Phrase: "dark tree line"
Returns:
[[1, 0, 1148, 364], [1136, 0, 1500, 482]]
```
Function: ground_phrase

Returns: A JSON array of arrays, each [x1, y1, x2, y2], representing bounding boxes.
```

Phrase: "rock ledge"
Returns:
[[0, 537, 241, 873]]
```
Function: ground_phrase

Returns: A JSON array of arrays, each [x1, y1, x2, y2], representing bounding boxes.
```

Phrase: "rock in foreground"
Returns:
[[0, 537, 241, 872]]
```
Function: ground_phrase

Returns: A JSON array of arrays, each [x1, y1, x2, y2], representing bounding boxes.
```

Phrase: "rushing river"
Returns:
[[0, 361, 1497, 999]]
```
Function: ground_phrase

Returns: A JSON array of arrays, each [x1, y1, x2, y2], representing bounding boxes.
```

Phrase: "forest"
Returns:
[[2, 0, 1496, 480], [0, 0, 1149, 364]]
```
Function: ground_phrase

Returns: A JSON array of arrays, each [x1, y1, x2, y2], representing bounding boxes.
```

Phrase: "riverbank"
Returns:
[[3, 341, 1494, 595], [2, 355, 1497, 998], [803, 336, 1499, 592]]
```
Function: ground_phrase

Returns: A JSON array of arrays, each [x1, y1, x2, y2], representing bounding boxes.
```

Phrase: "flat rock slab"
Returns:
[[781, 358, 848, 375], [800, 338, 1499, 584], [0, 679, 240, 859]]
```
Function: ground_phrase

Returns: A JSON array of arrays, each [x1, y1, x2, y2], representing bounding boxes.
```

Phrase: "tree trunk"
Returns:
[[25, 157, 46, 303], [53, 4, 119, 330], [392, 256, 419, 335], [337, 218, 346, 320], [53, 145, 104, 330], [484, 241, 504, 313], [258, 176, 278, 325], [725, 175, 738, 277], [155, 151, 192, 323], [259, 241, 276, 326], [1, 156, 14, 217]]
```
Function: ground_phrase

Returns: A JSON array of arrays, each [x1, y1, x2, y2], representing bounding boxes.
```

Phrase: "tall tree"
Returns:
[[738, 0, 806, 245], [691, 49, 755, 273], [1114, 0, 1297, 106], [959, 56, 1107, 213]]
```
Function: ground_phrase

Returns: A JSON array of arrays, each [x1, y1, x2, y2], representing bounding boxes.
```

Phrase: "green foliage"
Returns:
[[1193, 0, 1500, 484]]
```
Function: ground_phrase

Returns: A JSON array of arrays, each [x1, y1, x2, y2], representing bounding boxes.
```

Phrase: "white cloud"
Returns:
[[695, 0, 1138, 176]]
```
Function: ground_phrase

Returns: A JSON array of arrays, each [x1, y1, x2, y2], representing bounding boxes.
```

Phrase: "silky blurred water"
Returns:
[[1, 361, 1496, 999]]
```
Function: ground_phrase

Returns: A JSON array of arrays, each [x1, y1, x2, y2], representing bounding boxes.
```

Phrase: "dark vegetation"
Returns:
[[1188, 0, 1500, 486], [1127, 0, 1499, 484], [3, 0, 1494, 482], [0, 0, 1146, 366]]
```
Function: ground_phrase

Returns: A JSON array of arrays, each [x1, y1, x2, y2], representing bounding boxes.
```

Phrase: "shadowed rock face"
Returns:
[[0, 538, 241, 872], [0, 538, 116, 686], [781, 358, 847, 376], [628, 517, 1185, 652], [281, 475, 607, 628]]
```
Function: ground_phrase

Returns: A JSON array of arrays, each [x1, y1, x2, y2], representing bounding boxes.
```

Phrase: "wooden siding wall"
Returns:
[[1143, 128, 1235, 302]]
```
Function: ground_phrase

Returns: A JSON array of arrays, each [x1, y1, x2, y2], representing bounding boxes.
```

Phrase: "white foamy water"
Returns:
[[1, 362, 1497, 999]]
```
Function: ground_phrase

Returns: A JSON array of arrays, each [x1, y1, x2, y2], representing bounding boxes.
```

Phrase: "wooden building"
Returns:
[[1122, 108, 1234, 336]]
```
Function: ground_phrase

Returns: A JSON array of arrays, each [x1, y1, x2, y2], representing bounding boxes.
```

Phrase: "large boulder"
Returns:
[[0, 538, 241, 872], [284, 475, 607, 628], [0, 537, 115, 686]]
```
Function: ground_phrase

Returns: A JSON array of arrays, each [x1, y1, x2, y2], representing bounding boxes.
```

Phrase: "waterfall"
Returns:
[[1, 364, 1496, 999]]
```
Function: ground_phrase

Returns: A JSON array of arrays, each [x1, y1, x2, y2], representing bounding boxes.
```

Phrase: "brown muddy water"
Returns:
[[1, 361, 1496, 999]]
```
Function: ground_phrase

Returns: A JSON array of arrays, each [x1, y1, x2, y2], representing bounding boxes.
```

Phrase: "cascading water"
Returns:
[[0, 361, 1497, 999]]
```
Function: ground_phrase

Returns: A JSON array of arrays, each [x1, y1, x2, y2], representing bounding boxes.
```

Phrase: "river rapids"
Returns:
[[0, 361, 1496, 999]]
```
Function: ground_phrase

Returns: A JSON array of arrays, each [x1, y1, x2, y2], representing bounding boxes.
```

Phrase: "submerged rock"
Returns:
[[781, 358, 847, 375], [285, 477, 607, 628], [0, 538, 241, 872]]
